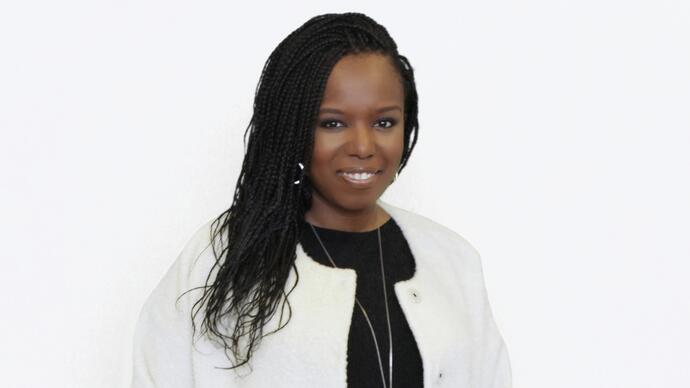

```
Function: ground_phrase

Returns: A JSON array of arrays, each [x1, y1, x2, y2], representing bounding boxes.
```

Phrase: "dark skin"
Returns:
[[304, 53, 405, 232]]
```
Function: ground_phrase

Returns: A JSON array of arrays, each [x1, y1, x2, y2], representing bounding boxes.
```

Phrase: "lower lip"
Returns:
[[338, 171, 381, 187]]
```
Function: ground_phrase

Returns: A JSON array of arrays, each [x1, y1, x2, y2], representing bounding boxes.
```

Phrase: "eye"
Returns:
[[375, 117, 398, 129], [319, 119, 344, 129]]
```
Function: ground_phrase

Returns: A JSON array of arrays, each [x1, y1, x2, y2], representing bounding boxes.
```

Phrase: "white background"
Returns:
[[1, 1, 688, 387]]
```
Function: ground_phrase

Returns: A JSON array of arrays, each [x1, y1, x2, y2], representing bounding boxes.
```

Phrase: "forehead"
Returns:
[[320, 53, 404, 109]]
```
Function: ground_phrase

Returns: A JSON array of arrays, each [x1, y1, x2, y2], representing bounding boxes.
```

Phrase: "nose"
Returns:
[[348, 121, 375, 159]]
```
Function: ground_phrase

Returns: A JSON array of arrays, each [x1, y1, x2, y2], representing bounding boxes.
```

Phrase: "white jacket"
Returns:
[[131, 199, 512, 387]]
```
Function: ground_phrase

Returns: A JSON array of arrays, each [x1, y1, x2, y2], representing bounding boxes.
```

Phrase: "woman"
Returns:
[[132, 12, 512, 388]]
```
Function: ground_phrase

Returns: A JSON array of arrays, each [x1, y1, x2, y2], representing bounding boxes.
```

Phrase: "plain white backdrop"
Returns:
[[1, 0, 688, 387]]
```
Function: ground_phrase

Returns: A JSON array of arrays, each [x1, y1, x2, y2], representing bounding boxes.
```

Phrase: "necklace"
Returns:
[[308, 221, 393, 388]]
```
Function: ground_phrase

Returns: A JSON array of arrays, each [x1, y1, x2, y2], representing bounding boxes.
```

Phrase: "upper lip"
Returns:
[[338, 167, 381, 174]]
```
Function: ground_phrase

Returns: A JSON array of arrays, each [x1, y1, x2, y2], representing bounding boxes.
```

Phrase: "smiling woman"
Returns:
[[131, 12, 512, 388]]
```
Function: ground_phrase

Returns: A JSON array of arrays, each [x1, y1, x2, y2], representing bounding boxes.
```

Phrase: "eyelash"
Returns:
[[319, 117, 398, 130]]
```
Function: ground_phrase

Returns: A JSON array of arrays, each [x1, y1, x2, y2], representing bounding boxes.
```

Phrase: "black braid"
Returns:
[[179, 12, 420, 374]]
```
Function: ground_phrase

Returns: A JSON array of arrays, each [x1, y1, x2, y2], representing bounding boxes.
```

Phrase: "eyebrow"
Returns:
[[319, 105, 402, 114]]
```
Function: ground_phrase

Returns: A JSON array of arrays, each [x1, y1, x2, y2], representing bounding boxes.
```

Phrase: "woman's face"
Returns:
[[308, 52, 405, 212]]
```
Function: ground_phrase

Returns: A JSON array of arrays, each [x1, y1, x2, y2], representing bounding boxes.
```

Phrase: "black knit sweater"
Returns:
[[298, 216, 424, 387]]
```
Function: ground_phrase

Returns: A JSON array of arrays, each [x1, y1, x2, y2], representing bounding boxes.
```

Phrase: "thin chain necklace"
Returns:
[[308, 220, 393, 388]]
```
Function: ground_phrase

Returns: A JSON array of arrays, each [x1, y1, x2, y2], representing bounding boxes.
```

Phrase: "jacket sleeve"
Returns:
[[131, 221, 215, 388], [477, 307, 512, 388], [459, 239, 513, 388]]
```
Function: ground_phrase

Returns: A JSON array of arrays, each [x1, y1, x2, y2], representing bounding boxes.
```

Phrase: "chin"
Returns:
[[334, 193, 382, 210]]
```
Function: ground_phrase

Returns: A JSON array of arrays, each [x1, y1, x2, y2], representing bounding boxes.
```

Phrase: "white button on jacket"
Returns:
[[131, 199, 512, 388]]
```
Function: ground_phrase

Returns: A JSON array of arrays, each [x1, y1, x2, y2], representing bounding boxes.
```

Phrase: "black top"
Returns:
[[298, 216, 424, 388]]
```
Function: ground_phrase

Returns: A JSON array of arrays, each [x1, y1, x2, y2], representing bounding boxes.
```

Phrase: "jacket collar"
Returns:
[[294, 198, 448, 284]]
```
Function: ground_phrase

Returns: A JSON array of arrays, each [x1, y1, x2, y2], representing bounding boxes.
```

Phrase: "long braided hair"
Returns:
[[187, 12, 420, 371]]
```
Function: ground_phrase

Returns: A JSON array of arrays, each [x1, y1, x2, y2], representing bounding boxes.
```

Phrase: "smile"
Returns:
[[337, 170, 382, 186]]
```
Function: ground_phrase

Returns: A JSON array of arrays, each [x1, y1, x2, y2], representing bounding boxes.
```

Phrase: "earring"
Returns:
[[293, 162, 305, 185]]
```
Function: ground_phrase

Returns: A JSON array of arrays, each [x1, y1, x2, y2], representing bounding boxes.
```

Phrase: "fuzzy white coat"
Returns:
[[131, 199, 512, 387]]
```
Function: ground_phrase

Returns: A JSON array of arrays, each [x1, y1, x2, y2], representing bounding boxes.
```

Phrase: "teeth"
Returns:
[[342, 172, 375, 180]]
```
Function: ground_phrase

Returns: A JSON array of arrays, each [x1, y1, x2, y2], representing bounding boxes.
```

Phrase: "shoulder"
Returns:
[[379, 199, 483, 270], [380, 199, 478, 250], [154, 214, 226, 299], [182, 214, 227, 283], [183, 215, 223, 261]]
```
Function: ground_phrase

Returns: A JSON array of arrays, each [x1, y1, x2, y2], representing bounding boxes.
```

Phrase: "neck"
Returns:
[[304, 197, 390, 233]]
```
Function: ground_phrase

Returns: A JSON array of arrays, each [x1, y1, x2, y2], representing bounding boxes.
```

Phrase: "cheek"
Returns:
[[309, 136, 336, 177], [313, 131, 341, 152], [384, 130, 405, 162]]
